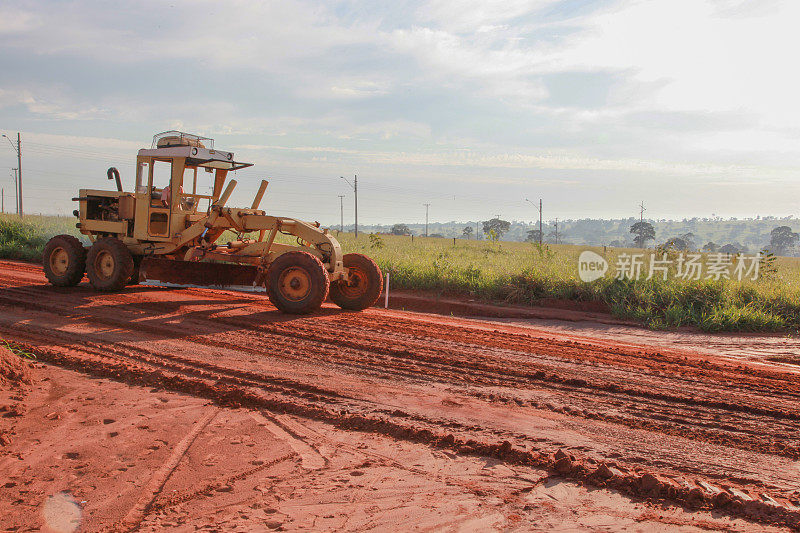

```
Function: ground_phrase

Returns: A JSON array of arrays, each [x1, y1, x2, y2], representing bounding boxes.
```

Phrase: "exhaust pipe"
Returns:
[[107, 167, 122, 192]]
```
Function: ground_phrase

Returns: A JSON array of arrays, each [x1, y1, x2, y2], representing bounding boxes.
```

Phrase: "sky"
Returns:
[[0, 0, 799, 226]]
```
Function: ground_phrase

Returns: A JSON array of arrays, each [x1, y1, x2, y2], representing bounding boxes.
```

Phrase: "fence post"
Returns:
[[384, 271, 390, 309]]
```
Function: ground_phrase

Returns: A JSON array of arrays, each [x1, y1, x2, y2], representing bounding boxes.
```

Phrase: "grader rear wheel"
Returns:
[[42, 235, 86, 287], [266, 251, 329, 314], [86, 238, 134, 292], [329, 253, 383, 311]]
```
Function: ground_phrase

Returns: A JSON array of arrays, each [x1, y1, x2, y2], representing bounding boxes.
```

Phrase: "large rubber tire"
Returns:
[[266, 251, 329, 314], [42, 235, 86, 287], [329, 253, 383, 311], [86, 238, 134, 292]]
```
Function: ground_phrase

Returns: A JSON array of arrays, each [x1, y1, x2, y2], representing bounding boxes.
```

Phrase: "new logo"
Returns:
[[578, 251, 608, 282]]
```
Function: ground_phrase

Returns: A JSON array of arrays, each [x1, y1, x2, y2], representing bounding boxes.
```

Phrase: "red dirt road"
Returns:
[[1, 259, 800, 531]]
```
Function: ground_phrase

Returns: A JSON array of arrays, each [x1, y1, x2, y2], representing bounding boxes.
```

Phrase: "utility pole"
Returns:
[[354, 174, 357, 238], [525, 198, 543, 245], [539, 199, 542, 245], [554, 218, 559, 245], [340, 175, 358, 238], [423, 203, 430, 237], [2, 134, 21, 216], [17, 133, 21, 217], [338, 195, 345, 233], [639, 201, 646, 223]]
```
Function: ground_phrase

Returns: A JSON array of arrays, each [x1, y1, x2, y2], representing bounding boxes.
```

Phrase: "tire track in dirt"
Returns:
[[2, 260, 800, 529], [5, 289, 799, 464], [1, 300, 790, 482], [4, 283, 799, 464], [118, 408, 219, 532], [9, 337, 800, 530]]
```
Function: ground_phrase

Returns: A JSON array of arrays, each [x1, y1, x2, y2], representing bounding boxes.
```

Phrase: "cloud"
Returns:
[[0, 6, 40, 34], [387, 26, 550, 102], [547, 0, 800, 122], [0, 1, 375, 71], [328, 80, 391, 99], [418, 0, 558, 32], [3, 0, 800, 219], [0, 86, 107, 120]]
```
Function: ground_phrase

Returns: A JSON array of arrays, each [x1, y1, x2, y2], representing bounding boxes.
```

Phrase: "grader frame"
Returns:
[[43, 131, 382, 314]]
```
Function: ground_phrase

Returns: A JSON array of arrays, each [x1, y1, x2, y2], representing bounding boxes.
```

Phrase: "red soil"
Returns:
[[0, 259, 798, 531], [0, 346, 29, 388]]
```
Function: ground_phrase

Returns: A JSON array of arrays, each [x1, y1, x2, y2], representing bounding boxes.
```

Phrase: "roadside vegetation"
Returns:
[[337, 232, 800, 333], [1, 214, 798, 332], [0, 214, 84, 262]]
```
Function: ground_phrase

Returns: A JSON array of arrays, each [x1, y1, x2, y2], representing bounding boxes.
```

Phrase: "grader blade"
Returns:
[[140, 257, 259, 288]]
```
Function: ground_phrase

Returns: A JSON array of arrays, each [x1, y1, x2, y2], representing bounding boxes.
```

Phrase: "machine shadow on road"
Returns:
[[2, 282, 352, 342]]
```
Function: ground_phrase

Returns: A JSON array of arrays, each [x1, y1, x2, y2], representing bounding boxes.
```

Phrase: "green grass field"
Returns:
[[2, 213, 798, 332], [338, 232, 800, 332], [0, 214, 84, 262]]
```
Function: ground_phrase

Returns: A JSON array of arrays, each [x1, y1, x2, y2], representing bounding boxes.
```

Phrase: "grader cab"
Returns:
[[42, 131, 382, 314]]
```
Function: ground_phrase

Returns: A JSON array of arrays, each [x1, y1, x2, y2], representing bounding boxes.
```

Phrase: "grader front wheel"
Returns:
[[329, 253, 383, 311], [266, 251, 330, 314]]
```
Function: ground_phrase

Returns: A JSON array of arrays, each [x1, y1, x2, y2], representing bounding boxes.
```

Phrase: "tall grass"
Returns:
[[0, 214, 86, 261], [337, 232, 800, 332], [1, 215, 798, 332]]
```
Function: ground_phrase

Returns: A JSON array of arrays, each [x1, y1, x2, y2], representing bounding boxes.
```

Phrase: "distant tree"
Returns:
[[630, 221, 656, 248], [680, 232, 696, 250], [462, 226, 474, 239], [662, 237, 689, 251], [609, 239, 624, 248], [482, 218, 511, 239], [702, 242, 718, 253], [769, 226, 799, 255], [430, 233, 444, 238], [545, 230, 564, 244], [525, 229, 543, 243], [719, 243, 741, 255], [391, 223, 411, 236]]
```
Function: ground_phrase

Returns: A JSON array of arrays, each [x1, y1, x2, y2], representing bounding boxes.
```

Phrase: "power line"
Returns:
[[13, 139, 557, 224], [341, 174, 358, 238], [2, 134, 21, 216], [20, 142, 519, 215], [11, 168, 18, 215]]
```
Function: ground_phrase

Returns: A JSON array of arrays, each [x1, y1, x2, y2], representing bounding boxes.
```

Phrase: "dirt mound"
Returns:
[[0, 347, 30, 387]]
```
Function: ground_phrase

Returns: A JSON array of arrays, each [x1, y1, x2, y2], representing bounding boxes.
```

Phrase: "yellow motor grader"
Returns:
[[42, 131, 382, 314]]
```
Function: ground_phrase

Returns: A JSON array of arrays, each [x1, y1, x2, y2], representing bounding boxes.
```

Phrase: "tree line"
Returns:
[[365, 217, 800, 256]]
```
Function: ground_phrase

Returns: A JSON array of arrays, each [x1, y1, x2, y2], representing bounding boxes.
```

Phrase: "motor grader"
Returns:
[[42, 131, 382, 314]]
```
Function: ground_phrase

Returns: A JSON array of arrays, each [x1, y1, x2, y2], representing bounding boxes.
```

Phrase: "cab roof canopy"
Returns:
[[152, 131, 213, 149], [142, 131, 253, 171]]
